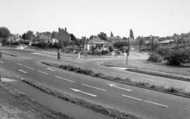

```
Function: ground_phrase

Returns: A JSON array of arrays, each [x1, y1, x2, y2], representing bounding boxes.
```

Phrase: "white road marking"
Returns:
[[32, 52, 54, 57], [1, 78, 17, 82], [0, 61, 4, 64], [144, 100, 168, 108], [18, 69, 27, 74], [32, 52, 43, 56], [122, 94, 143, 101], [71, 88, 97, 97], [122, 94, 168, 108], [46, 67, 56, 71], [109, 84, 132, 92], [55, 75, 75, 83], [17, 63, 23, 66], [82, 83, 106, 92], [23, 65, 34, 70], [38, 70, 48, 75]]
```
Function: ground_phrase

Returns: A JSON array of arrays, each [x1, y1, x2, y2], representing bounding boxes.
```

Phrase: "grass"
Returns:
[[42, 61, 190, 99], [0, 83, 73, 119], [126, 68, 190, 82], [103, 58, 190, 77]]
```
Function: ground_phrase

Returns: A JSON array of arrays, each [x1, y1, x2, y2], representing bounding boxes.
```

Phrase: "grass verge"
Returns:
[[42, 61, 190, 99], [0, 82, 73, 119], [126, 68, 190, 82], [21, 79, 140, 119], [1, 51, 17, 57]]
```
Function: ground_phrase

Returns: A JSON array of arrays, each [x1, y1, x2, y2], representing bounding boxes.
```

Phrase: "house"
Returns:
[[7, 34, 22, 44], [85, 36, 109, 51], [32, 32, 52, 45]]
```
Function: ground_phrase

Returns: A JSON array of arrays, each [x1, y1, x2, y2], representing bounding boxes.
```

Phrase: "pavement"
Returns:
[[0, 48, 190, 119]]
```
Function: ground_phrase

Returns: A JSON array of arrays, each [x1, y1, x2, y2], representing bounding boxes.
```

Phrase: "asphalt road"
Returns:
[[1, 49, 190, 119]]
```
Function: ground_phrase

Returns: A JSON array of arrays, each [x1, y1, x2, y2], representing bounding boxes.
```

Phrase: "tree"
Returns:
[[22, 30, 34, 41], [0, 27, 11, 45], [110, 32, 114, 37], [113, 41, 129, 51], [97, 32, 108, 41], [129, 29, 134, 40], [0, 27, 10, 38]]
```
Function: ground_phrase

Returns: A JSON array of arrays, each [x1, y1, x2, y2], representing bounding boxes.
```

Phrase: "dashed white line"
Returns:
[[71, 88, 97, 97], [46, 67, 56, 71], [109, 84, 132, 92], [122, 94, 168, 108], [23, 65, 34, 70], [82, 83, 106, 92], [17, 63, 23, 66], [143, 100, 168, 108], [18, 69, 27, 74], [122, 94, 143, 101], [55, 75, 75, 83], [38, 70, 48, 75]]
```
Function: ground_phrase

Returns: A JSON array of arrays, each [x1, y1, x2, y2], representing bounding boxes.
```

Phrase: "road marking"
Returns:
[[23, 65, 34, 70], [32, 52, 43, 56], [0, 61, 4, 64], [144, 100, 168, 108], [109, 84, 132, 92], [17, 63, 23, 66], [71, 88, 97, 97], [55, 75, 75, 83], [18, 69, 27, 74], [82, 83, 106, 92], [122, 94, 143, 101], [38, 70, 48, 75], [1, 78, 16, 82], [122, 94, 168, 108], [46, 67, 56, 71]]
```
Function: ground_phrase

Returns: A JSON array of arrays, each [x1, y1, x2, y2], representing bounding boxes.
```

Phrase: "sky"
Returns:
[[0, 0, 190, 38]]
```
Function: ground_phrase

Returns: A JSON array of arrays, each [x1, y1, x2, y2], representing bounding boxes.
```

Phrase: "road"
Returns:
[[0, 48, 190, 119]]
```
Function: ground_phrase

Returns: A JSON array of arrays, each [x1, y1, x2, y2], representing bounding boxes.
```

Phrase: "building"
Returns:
[[33, 32, 52, 45], [85, 36, 109, 51]]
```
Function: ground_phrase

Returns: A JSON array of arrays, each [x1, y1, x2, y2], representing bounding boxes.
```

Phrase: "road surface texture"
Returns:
[[0, 48, 190, 119]]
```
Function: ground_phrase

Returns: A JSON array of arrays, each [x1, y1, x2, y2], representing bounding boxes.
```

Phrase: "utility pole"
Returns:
[[151, 37, 154, 52], [57, 39, 62, 60], [125, 38, 130, 65], [57, 48, 61, 60]]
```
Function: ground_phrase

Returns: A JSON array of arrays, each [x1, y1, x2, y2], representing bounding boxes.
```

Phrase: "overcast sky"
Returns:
[[0, 0, 190, 37]]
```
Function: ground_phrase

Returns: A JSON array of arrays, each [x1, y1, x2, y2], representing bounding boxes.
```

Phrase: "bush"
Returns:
[[149, 47, 190, 66], [148, 52, 163, 63], [163, 48, 190, 66]]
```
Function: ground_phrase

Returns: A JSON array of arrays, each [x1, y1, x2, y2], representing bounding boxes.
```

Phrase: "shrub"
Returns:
[[149, 47, 190, 66], [166, 87, 179, 93], [148, 52, 163, 63], [163, 48, 190, 66]]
